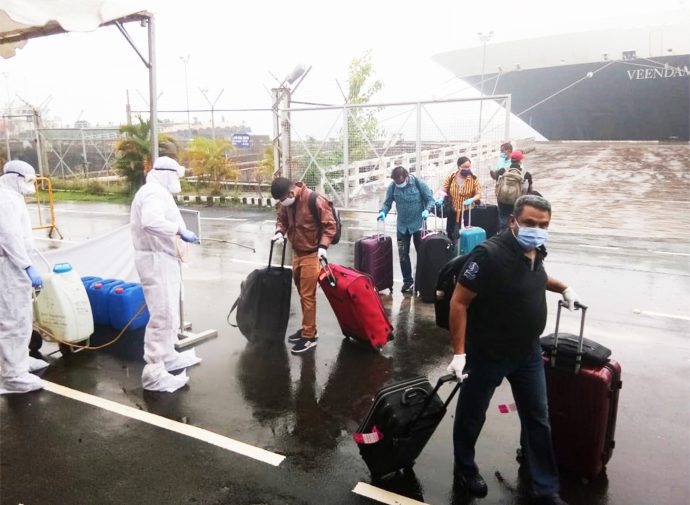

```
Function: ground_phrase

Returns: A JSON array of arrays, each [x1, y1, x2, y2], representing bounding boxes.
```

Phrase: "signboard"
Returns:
[[231, 133, 251, 148]]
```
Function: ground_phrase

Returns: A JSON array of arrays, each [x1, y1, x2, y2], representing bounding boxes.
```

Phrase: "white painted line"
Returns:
[[42, 380, 285, 467], [578, 244, 621, 251], [353, 482, 431, 505], [200, 217, 247, 222], [650, 250, 690, 257], [55, 209, 130, 216], [632, 309, 690, 321]]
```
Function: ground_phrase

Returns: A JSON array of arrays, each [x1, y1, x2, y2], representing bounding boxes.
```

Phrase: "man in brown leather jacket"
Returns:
[[271, 177, 337, 354]]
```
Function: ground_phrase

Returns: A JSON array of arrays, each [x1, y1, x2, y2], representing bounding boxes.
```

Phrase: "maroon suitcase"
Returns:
[[354, 231, 394, 293], [542, 301, 622, 481], [318, 261, 394, 349]]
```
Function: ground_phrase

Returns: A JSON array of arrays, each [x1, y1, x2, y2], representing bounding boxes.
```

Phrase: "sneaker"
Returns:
[[454, 470, 488, 497], [401, 282, 414, 293], [291, 337, 318, 354], [287, 329, 303, 344]]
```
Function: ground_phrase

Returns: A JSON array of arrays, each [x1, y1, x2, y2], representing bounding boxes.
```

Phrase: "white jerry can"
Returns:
[[34, 263, 94, 343]]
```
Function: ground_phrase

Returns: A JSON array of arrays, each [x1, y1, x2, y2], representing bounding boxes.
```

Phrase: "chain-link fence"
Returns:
[[285, 95, 516, 209]]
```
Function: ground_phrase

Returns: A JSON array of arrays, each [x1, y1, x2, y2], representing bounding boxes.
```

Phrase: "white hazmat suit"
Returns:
[[0, 160, 45, 394], [130, 157, 201, 392]]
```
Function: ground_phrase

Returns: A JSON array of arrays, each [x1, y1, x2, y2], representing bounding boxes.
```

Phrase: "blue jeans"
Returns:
[[397, 231, 421, 285], [453, 343, 560, 497]]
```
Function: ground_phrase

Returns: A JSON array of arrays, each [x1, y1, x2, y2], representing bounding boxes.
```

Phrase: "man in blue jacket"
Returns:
[[378, 166, 435, 293]]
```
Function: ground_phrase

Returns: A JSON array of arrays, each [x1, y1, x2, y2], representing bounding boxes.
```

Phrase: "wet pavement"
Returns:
[[2, 141, 690, 505]]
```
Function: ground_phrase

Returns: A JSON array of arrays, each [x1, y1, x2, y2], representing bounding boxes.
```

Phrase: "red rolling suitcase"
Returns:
[[541, 301, 622, 480], [318, 260, 394, 349], [354, 223, 394, 293]]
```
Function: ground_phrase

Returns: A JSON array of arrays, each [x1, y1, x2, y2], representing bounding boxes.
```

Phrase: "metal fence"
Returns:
[[284, 95, 517, 209]]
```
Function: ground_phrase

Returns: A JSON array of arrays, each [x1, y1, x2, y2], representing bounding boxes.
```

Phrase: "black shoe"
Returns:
[[533, 493, 569, 505], [287, 329, 303, 343], [455, 471, 488, 497], [291, 337, 318, 354], [401, 282, 414, 293]]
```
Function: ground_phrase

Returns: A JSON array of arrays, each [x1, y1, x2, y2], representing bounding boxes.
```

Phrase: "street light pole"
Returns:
[[477, 31, 493, 141], [199, 88, 224, 140], [179, 55, 191, 134]]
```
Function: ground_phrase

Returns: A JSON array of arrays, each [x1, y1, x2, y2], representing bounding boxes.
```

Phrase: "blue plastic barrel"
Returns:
[[81, 276, 102, 290], [108, 283, 150, 331], [86, 279, 125, 326]]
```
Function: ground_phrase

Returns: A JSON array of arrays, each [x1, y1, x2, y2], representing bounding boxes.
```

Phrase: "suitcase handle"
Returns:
[[320, 257, 337, 287], [406, 374, 461, 432], [268, 237, 287, 270], [376, 220, 386, 242], [551, 300, 587, 374]]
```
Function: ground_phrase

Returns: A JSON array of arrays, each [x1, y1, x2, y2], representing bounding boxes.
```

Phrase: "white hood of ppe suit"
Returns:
[[1, 160, 36, 195], [147, 156, 185, 194]]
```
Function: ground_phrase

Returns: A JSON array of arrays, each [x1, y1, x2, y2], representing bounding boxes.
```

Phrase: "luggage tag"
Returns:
[[353, 425, 384, 445]]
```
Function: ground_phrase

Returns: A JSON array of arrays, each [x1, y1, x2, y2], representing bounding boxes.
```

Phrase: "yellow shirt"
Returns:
[[442, 172, 481, 211]]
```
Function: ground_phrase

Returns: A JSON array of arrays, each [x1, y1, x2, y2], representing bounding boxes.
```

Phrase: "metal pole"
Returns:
[[504, 95, 511, 143], [180, 55, 191, 133], [272, 88, 281, 176], [280, 87, 291, 179], [416, 102, 422, 176], [147, 14, 159, 160], [4, 117, 10, 160], [32, 110, 44, 177], [477, 31, 493, 142], [80, 128, 88, 177], [343, 106, 349, 207]]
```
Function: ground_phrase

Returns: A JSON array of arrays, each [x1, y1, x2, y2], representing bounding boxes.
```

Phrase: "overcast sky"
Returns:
[[1, 0, 687, 130]]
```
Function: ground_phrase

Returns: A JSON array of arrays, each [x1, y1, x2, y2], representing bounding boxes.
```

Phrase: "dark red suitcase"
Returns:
[[318, 261, 394, 349], [541, 301, 622, 481], [354, 232, 394, 293]]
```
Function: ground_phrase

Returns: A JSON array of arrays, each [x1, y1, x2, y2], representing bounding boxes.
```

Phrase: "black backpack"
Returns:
[[434, 241, 496, 330], [308, 192, 342, 245]]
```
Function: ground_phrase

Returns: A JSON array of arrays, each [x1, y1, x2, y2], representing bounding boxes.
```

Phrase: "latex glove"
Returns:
[[446, 354, 468, 382], [25, 265, 43, 289], [178, 229, 199, 244], [562, 287, 581, 311], [463, 197, 475, 206], [317, 247, 328, 261], [422, 209, 429, 219], [272, 232, 285, 245], [377, 211, 386, 221], [435, 197, 445, 206]]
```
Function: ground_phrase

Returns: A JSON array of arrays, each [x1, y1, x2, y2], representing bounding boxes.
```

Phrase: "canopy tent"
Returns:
[[0, 0, 160, 165]]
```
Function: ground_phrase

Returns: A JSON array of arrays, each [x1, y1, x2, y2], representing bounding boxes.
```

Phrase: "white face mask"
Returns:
[[280, 196, 295, 207]]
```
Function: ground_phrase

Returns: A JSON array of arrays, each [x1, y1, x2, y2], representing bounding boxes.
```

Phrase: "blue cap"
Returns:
[[53, 263, 73, 273]]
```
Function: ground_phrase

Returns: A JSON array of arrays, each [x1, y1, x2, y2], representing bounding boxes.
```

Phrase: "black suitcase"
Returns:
[[354, 374, 460, 479], [227, 239, 292, 343], [415, 230, 453, 303], [470, 204, 499, 238]]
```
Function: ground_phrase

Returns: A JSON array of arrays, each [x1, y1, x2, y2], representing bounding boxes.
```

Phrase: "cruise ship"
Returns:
[[433, 19, 690, 141]]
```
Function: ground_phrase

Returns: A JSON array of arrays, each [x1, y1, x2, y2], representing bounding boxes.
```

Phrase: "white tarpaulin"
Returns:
[[32, 224, 138, 282]]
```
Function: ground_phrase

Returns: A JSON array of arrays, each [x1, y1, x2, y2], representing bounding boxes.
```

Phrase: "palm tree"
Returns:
[[186, 137, 238, 195], [114, 117, 178, 194]]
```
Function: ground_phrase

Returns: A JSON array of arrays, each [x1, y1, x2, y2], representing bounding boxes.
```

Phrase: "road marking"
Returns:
[[42, 380, 285, 467], [200, 217, 247, 222], [353, 482, 430, 505], [632, 309, 690, 321], [54, 209, 130, 216], [650, 250, 690, 257], [578, 244, 620, 251]]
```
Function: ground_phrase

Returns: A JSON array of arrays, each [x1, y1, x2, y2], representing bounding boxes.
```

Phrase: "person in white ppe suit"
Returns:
[[0, 160, 49, 395], [131, 156, 201, 393]]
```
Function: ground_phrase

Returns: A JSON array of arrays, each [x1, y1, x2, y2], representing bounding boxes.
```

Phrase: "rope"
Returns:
[[34, 303, 148, 351]]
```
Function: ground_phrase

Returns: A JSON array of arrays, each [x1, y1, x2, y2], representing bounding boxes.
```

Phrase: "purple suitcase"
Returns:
[[542, 301, 622, 480], [354, 232, 394, 293]]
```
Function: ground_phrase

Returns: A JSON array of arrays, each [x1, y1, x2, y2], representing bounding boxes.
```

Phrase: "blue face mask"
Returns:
[[395, 179, 408, 188], [515, 224, 549, 250]]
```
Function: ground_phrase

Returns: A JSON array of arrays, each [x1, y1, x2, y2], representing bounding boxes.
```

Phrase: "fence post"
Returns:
[[504, 96, 511, 144], [416, 102, 422, 176], [343, 106, 349, 207]]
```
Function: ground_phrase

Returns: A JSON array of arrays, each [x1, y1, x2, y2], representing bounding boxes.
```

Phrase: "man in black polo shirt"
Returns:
[[447, 195, 581, 505]]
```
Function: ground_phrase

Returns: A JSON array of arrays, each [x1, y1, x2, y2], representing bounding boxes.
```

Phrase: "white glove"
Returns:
[[272, 232, 284, 245], [562, 286, 580, 311], [446, 354, 468, 382], [317, 247, 328, 261]]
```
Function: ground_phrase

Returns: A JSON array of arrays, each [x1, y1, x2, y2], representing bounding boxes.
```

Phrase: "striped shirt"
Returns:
[[442, 172, 482, 211]]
